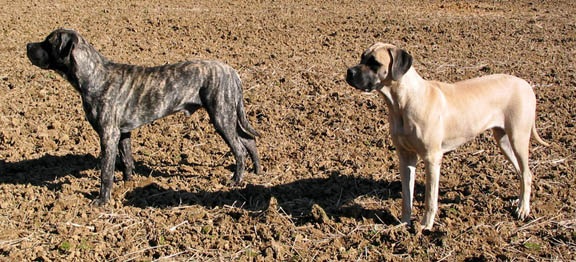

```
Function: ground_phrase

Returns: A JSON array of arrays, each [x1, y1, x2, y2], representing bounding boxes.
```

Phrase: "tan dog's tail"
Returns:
[[531, 123, 549, 147]]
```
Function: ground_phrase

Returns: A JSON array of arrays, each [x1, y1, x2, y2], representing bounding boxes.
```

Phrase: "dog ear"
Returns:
[[389, 48, 412, 81], [57, 32, 78, 60]]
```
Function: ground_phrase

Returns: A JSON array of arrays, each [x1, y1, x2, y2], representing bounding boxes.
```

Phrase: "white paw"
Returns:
[[420, 217, 434, 231], [515, 201, 530, 220]]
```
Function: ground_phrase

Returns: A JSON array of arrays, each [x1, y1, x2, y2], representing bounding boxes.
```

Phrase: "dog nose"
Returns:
[[346, 68, 358, 83], [26, 43, 36, 53], [347, 68, 356, 78], [346, 67, 358, 82]]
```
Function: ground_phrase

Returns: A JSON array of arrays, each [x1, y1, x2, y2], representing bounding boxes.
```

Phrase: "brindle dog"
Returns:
[[27, 29, 261, 205]]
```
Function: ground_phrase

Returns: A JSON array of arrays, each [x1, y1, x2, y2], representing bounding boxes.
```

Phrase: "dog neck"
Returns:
[[376, 67, 428, 136], [69, 43, 110, 94], [377, 67, 426, 111]]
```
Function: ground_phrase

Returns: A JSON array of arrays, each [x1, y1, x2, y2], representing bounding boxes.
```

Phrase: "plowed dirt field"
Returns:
[[0, 0, 574, 261]]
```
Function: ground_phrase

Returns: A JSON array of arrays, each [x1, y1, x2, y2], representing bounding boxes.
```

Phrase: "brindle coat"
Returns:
[[27, 29, 261, 205]]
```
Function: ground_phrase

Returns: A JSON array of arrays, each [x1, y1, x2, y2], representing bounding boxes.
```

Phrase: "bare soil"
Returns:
[[0, 0, 575, 261]]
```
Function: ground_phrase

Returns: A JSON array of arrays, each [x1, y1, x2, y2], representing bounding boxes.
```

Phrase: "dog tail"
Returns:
[[531, 123, 549, 147], [234, 77, 260, 138], [237, 101, 260, 138]]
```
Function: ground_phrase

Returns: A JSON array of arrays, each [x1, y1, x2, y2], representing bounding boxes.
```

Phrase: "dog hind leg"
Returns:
[[492, 128, 521, 172], [221, 130, 247, 183], [209, 108, 247, 183], [508, 128, 533, 220], [240, 136, 261, 175]]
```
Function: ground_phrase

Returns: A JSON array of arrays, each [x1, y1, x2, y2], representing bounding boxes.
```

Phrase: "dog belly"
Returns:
[[393, 134, 424, 153], [441, 110, 503, 153], [119, 100, 199, 132], [117, 75, 206, 132], [119, 110, 174, 132], [441, 136, 476, 153]]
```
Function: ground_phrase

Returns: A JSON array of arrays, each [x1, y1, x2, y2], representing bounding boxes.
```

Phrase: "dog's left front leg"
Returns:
[[93, 127, 120, 206], [118, 132, 134, 181], [422, 152, 443, 230]]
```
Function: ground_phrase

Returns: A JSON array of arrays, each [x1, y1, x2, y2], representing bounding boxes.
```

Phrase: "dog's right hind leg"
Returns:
[[207, 108, 247, 184], [492, 128, 520, 172], [240, 136, 261, 175]]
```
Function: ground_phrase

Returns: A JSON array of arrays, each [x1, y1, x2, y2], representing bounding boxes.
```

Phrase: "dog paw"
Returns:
[[123, 174, 133, 181], [90, 197, 109, 207], [229, 179, 246, 187], [253, 168, 263, 175], [420, 217, 435, 231], [515, 204, 530, 220], [422, 223, 434, 231], [231, 173, 245, 185]]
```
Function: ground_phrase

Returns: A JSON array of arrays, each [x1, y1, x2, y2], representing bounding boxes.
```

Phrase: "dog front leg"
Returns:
[[93, 128, 121, 206], [398, 150, 418, 225], [421, 153, 443, 230], [118, 132, 134, 181]]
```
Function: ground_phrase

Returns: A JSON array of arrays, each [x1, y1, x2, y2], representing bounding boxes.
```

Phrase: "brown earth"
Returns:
[[0, 0, 575, 261]]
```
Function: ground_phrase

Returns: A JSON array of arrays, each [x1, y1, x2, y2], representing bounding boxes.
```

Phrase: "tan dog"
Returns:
[[346, 42, 548, 230]]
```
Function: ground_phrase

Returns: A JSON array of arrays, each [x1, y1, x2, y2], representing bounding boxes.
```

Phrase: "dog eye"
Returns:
[[41, 41, 52, 51], [365, 57, 380, 71]]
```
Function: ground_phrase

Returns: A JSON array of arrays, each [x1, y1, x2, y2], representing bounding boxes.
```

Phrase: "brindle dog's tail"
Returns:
[[234, 77, 260, 138], [237, 101, 260, 138]]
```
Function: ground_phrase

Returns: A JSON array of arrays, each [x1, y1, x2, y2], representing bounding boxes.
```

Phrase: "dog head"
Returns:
[[27, 29, 80, 74], [346, 43, 412, 92]]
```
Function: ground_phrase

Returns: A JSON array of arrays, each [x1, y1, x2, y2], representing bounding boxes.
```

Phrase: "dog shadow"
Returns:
[[0, 153, 172, 191], [0, 153, 428, 223], [124, 172, 426, 224], [0, 154, 98, 191]]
